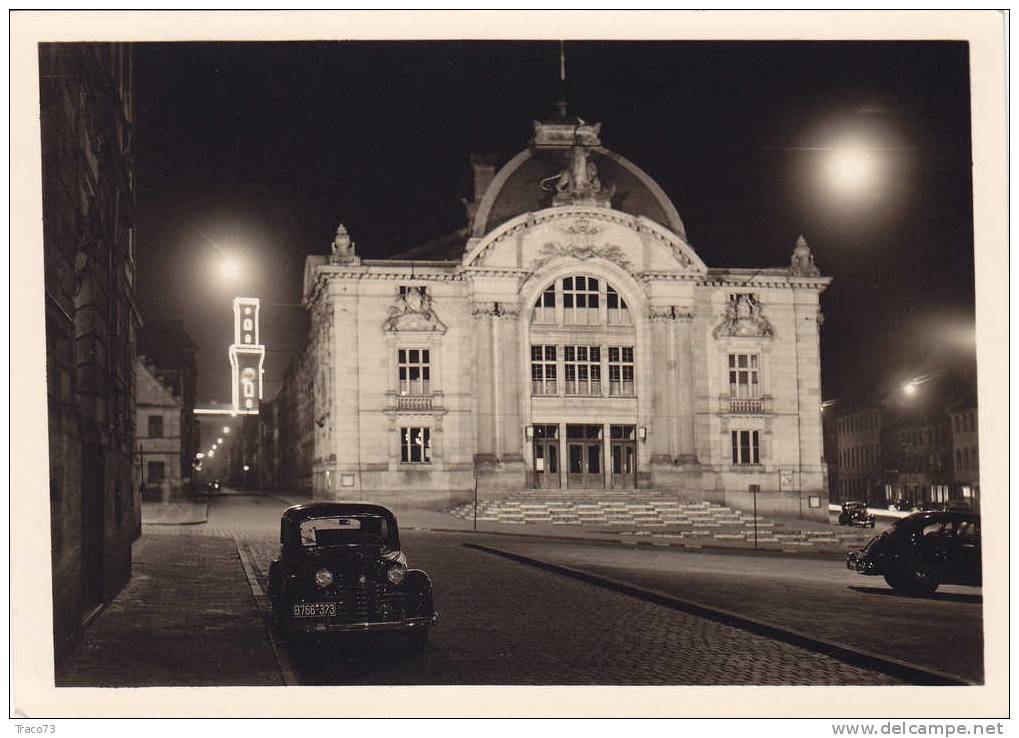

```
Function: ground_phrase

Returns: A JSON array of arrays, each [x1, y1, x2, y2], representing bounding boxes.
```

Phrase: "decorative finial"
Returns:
[[330, 223, 360, 265], [790, 234, 820, 277]]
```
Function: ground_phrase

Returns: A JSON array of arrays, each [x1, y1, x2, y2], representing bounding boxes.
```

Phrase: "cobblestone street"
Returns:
[[238, 530, 900, 685]]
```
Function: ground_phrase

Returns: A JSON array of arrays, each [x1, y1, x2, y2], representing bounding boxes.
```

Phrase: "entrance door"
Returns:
[[566, 424, 603, 489], [80, 443, 105, 614], [530, 424, 560, 489], [610, 425, 638, 489]]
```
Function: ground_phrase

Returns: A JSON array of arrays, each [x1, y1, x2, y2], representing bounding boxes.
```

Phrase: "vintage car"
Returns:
[[267, 502, 437, 650], [846, 510, 981, 594], [837, 501, 876, 528], [207, 479, 221, 494]]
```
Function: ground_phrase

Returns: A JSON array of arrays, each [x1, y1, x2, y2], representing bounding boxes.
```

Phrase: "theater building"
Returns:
[[299, 112, 831, 520]]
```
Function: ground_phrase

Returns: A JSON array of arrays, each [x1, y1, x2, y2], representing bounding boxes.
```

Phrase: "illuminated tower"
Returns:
[[229, 297, 265, 414]]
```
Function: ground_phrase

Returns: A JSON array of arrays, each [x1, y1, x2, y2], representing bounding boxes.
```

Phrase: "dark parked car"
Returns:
[[207, 479, 221, 494], [838, 501, 876, 528], [846, 510, 981, 594], [267, 503, 437, 650]]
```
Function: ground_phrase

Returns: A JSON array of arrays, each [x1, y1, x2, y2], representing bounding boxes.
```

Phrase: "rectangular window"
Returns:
[[608, 346, 635, 396], [728, 354, 760, 399], [530, 345, 558, 395], [563, 345, 601, 396], [397, 348, 430, 396], [148, 415, 163, 438], [730, 430, 761, 465], [147, 461, 165, 483], [399, 285, 427, 296], [400, 427, 431, 464]]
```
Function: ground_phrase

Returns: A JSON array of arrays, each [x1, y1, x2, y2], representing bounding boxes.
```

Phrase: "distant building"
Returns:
[[829, 377, 976, 510], [137, 319, 199, 482], [135, 358, 187, 502], [834, 406, 884, 505], [40, 43, 139, 656], [267, 110, 832, 520], [948, 395, 980, 509]]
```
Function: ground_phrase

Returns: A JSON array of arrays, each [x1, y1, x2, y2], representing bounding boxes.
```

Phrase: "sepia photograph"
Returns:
[[10, 10, 1008, 721]]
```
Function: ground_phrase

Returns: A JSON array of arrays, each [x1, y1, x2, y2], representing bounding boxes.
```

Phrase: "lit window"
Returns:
[[728, 354, 760, 399], [731, 430, 760, 465], [530, 345, 558, 395], [400, 427, 431, 464], [243, 318, 253, 331], [397, 348, 430, 396], [608, 346, 635, 396], [562, 276, 600, 325]]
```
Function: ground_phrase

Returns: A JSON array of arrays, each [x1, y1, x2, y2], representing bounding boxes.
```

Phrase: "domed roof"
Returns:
[[471, 146, 688, 241]]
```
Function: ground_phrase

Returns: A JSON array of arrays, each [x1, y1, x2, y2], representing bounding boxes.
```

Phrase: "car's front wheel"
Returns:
[[884, 567, 939, 595]]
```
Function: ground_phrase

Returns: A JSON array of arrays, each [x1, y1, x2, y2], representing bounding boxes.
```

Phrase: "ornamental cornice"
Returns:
[[469, 300, 521, 319], [647, 306, 695, 322], [466, 207, 704, 271]]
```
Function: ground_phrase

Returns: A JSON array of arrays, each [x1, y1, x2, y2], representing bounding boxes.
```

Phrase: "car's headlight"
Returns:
[[383, 550, 408, 585], [314, 568, 334, 588]]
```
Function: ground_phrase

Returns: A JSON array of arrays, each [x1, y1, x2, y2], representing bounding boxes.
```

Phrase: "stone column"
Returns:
[[674, 312, 696, 462]]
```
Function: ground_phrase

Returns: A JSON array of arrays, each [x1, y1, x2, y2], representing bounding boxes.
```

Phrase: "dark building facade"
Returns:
[[40, 43, 139, 656], [828, 376, 977, 510]]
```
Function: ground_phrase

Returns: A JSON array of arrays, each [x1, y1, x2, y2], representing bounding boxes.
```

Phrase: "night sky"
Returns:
[[132, 41, 975, 408]]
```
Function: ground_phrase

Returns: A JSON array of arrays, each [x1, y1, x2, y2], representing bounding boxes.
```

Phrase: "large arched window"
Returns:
[[530, 275, 631, 326]]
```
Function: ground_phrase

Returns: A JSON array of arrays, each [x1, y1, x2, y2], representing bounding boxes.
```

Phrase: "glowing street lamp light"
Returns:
[[196, 452, 205, 460], [823, 139, 882, 199], [208, 450, 215, 458], [217, 437, 224, 444], [902, 381, 918, 396], [222, 427, 231, 434]]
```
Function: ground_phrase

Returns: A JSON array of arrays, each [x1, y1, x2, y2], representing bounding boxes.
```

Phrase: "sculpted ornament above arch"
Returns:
[[713, 293, 775, 339], [382, 286, 448, 333]]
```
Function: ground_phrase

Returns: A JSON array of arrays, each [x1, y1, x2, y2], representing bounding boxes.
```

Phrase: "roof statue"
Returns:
[[545, 145, 615, 208]]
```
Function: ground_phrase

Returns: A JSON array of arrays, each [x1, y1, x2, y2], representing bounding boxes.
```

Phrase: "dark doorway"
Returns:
[[610, 425, 638, 489], [80, 443, 105, 615], [566, 424, 603, 489], [530, 424, 560, 489]]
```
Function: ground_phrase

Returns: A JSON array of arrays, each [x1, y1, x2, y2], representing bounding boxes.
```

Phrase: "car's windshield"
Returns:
[[298, 515, 394, 548]]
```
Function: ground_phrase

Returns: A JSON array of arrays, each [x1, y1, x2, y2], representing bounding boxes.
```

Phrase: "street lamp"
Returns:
[[222, 427, 231, 434], [902, 381, 918, 396], [217, 437, 224, 444]]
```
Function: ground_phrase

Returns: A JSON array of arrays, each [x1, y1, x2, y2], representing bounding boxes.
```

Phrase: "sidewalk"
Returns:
[[141, 498, 208, 525], [56, 533, 283, 687]]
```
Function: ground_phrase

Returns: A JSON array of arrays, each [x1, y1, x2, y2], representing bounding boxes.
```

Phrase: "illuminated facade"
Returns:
[[229, 296, 265, 414], [296, 113, 832, 519]]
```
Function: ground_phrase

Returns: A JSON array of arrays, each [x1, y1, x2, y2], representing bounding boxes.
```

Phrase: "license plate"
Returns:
[[293, 602, 337, 618]]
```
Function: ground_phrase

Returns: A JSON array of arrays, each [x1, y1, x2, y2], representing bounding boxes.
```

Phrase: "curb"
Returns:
[[464, 541, 975, 687], [412, 525, 852, 561], [234, 538, 300, 686]]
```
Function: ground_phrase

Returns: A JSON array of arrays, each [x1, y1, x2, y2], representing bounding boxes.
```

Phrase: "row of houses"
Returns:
[[823, 379, 979, 511]]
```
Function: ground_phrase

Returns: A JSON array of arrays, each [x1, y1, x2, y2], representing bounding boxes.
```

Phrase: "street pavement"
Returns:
[[56, 533, 283, 687], [239, 531, 899, 685], [465, 537, 983, 683], [57, 490, 981, 687]]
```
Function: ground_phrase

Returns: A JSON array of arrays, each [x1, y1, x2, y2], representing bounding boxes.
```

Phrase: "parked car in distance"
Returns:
[[838, 501, 876, 528], [207, 479, 221, 493], [268, 502, 437, 651], [846, 510, 981, 595], [888, 499, 917, 513]]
